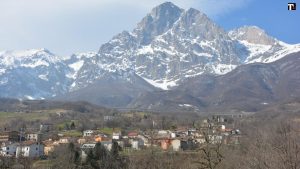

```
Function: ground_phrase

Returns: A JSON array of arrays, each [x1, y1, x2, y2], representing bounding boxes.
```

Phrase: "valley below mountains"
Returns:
[[0, 2, 299, 113]]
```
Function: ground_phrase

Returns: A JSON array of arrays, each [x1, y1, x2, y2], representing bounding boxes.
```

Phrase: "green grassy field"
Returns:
[[0, 111, 51, 124], [99, 127, 121, 135], [60, 130, 82, 137]]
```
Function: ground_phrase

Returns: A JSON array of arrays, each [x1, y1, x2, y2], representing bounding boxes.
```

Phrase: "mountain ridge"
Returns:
[[0, 2, 299, 112], [128, 52, 300, 112]]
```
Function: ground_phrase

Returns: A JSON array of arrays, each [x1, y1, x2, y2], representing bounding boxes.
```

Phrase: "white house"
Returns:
[[112, 132, 121, 140], [16, 141, 44, 158], [171, 139, 181, 151], [83, 130, 94, 137], [208, 135, 223, 144], [0, 142, 19, 157], [170, 133, 176, 138], [131, 140, 139, 150], [26, 133, 43, 142]]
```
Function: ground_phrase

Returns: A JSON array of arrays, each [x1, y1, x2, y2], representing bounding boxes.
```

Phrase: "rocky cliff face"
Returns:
[[71, 3, 299, 93], [72, 2, 249, 92]]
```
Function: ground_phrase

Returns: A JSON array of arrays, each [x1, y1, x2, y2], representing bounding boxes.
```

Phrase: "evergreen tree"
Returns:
[[94, 142, 108, 161], [70, 121, 76, 130], [111, 141, 120, 160]]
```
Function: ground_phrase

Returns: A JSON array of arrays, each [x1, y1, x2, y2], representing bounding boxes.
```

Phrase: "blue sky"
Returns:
[[0, 0, 299, 55], [216, 0, 300, 44]]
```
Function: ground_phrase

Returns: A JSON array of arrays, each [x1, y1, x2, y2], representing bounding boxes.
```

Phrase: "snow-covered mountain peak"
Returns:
[[185, 7, 204, 16], [0, 48, 70, 99], [2, 48, 53, 57], [0, 48, 61, 68], [77, 3, 250, 90], [133, 2, 183, 45], [228, 26, 300, 63], [229, 26, 276, 45], [150, 2, 183, 18], [175, 7, 227, 41]]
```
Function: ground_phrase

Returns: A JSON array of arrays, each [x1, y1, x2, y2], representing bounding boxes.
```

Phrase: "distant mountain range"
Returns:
[[0, 2, 299, 112], [129, 52, 300, 112]]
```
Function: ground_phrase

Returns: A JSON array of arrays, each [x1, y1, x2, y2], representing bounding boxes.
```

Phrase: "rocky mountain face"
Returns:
[[71, 2, 299, 92], [0, 2, 299, 112], [72, 3, 249, 92]]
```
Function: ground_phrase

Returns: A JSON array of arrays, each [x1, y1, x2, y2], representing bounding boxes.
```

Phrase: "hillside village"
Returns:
[[0, 114, 242, 160]]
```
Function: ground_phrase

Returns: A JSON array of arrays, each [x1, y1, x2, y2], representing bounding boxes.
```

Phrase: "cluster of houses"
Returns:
[[0, 123, 52, 158], [0, 115, 242, 159]]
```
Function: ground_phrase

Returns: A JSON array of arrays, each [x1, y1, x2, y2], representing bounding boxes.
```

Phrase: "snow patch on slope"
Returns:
[[178, 104, 199, 111], [179, 104, 193, 107], [262, 43, 300, 63], [0, 69, 6, 76], [143, 77, 178, 90], [38, 74, 48, 81], [137, 45, 154, 55], [240, 40, 272, 62], [247, 42, 300, 63], [212, 64, 237, 75], [20, 60, 50, 68], [69, 60, 84, 72], [193, 51, 213, 58], [25, 95, 35, 100], [0, 78, 8, 85]]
